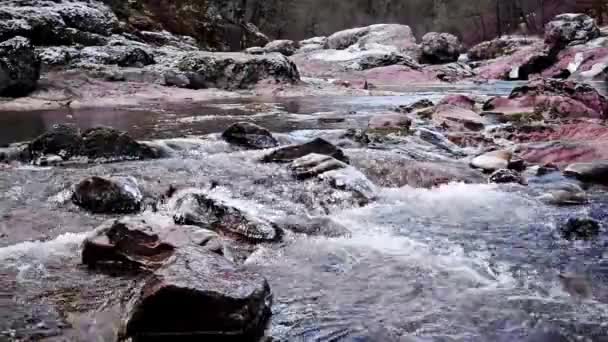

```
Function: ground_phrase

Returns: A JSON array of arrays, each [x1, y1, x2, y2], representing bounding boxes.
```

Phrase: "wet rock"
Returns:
[[433, 104, 487, 131], [28, 124, 82, 160], [468, 35, 541, 61], [0, 36, 40, 97], [72, 176, 142, 214], [564, 161, 608, 183], [559, 217, 600, 240], [352, 52, 419, 71], [276, 215, 351, 238], [420, 32, 461, 64], [474, 40, 553, 80], [221, 122, 278, 150], [82, 216, 221, 269], [82, 127, 158, 160], [0, 143, 30, 163], [524, 329, 571, 342], [545, 13, 600, 49], [539, 183, 588, 206], [470, 150, 512, 172], [484, 79, 608, 119], [263, 39, 299, 56], [121, 246, 271, 341], [558, 273, 593, 298], [34, 154, 63, 166], [176, 51, 300, 90], [430, 62, 476, 82], [437, 95, 476, 111], [290, 153, 347, 179], [171, 189, 281, 242], [262, 138, 348, 164], [488, 169, 524, 184], [367, 113, 412, 134], [397, 99, 434, 113]]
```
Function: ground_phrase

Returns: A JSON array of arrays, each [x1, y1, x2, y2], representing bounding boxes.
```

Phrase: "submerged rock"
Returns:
[[276, 215, 351, 238], [28, 124, 82, 160], [72, 176, 142, 214], [291, 153, 347, 179], [171, 189, 281, 242], [263, 39, 299, 56], [470, 150, 512, 172], [82, 127, 158, 160], [175, 51, 300, 89], [564, 161, 608, 183], [559, 217, 600, 240], [0, 36, 40, 97], [420, 32, 461, 64], [489, 169, 525, 184], [539, 183, 588, 206], [262, 138, 348, 164], [545, 13, 600, 49], [82, 216, 221, 269], [121, 246, 272, 341], [221, 122, 278, 150]]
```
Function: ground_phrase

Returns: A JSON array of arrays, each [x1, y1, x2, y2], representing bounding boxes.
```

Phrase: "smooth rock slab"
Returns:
[[72, 176, 142, 214], [470, 150, 512, 172], [221, 122, 278, 150], [262, 138, 348, 164], [121, 246, 272, 341]]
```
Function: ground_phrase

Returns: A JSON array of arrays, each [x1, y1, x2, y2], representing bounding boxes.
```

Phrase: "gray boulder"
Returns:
[[82, 127, 159, 160], [28, 124, 82, 159], [0, 36, 40, 97], [174, 52, 300, 89], [421, 32, 461, 64], [72, 176, 143, 214], [326, 24, 417, 52], [263, 39, 299, 56], [120, 246, 272, 341], [545, 13, 600, 49], [263, 138, 348, 164], [564, 161, 608, 183], [221, 122, 278, 150]]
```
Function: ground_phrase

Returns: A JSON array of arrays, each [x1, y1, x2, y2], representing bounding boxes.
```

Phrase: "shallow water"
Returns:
[[1, 82, 608, 341]]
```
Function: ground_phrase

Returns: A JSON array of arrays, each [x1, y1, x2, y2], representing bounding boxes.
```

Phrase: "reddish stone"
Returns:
[[438, 94, 476, 111]]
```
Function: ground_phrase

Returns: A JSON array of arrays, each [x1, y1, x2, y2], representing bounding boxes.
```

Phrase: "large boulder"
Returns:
[[262, 39, 299, 56], [72, 176, 143, 214], [545, 13, 600, 49], [82, 215, 221, 269], [120, 246, 272, 341], [82, 127, 158, 160], [262, 138, 348, 164], [468, 36, 541, 61], [0, 36, 40, 97], [28, 124, 83, 160], [564, 161, 608, 183], [221, 122, 278, 150], [171, 189, 281, 243], [484, 79, 608, 120], [173, 52, 300, 89], [474, 40, 554, 80], [470, 150, 513, 172], [420, 32, 461, 64], [325, 24, 418, 53]]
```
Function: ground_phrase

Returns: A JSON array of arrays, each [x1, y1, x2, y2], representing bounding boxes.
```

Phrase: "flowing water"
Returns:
[[2, 82, 608, 341]]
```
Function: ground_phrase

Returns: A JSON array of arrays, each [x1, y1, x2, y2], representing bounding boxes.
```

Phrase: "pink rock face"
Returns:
[[515, 122, 608, 165], [484, 79, 608, 119], [542, 44, 608, 79], [368, 113, 412, 131], [438, 94, 476, 111], [433, 104, 487, 131], [475, 41, 549, 80]]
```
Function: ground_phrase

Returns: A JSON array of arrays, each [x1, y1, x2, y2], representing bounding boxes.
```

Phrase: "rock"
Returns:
[[245, 46, 265, 55], [121, 246, 271, 341], [484, 79, 608, 119], [352, 52, 419, 71], [367, 113, 412, 134], [276, 215, 351, 238], [0, 36, 40, 97], [290, 153, 347, 180], [488, 169, 524, 184], [116, 47, 155, 67], [433, 104, 487, 131], [325, 24, 418, 53], [0, 143, 30, 163], [545, 13, 600, 49], [263, 39, 299, 56], [34, 154, 63, 166], [558, 273, 592, 299], [28, 124, 82, 160], [429, 62, 476, 82], [72, 176, 142, 214], [539, 183, 588, 206], [397, 99, 434, 113], [82, 127, 158, 160], [171, 189, 281, 242], [176, 51, 300, 90], [437, 95, 476, 111], [468, 36, 541, 61], [420, 32, 461, 64], [474, 40, 554, 80], [470, 150, 512, 172], [221, 122, 278, 150], [262, 138, 348, 164], [299, 36, 327, 52], [82, 215, 221, 269], [559, 217, 600, 240], [564, 161, 608, 183]]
